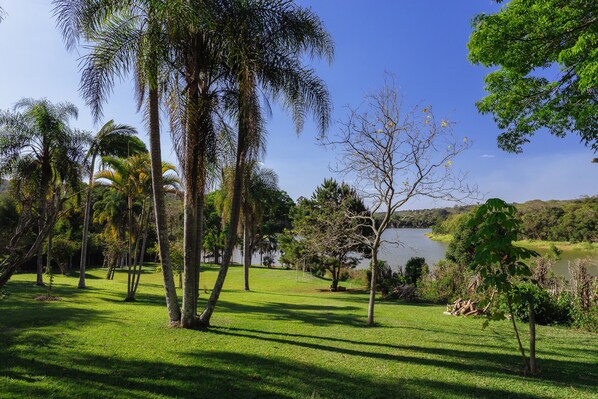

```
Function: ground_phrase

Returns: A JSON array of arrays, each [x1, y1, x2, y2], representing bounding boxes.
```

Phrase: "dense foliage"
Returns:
[[434, 197, 598, 243], [468, 0, 598, 152]]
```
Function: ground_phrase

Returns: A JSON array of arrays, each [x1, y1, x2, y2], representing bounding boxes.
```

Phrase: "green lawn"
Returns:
[[1, 266, 596, 399]]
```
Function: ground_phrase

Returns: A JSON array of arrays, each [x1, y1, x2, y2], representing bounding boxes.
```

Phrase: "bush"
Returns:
[[366, 261, 405, 298], [405, 257, 426, 285], [571, 303, 598, 332], [417, 260, 471, 303], [502, 284, 573, 326]]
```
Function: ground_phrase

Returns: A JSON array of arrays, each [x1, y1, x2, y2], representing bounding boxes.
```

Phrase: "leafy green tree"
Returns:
[[203, 191, 226, 266], [468, 0, 598, 153], [404, 257, 427, 286], [0, 99, 88, 287], [293, 179, 368, 291], [466, 198, 540, 375]]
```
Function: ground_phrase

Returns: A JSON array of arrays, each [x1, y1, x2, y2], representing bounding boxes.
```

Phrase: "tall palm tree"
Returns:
[[54, 0, 182, 323], [0, 98, 89, 286], [198, 0, 333, 327], [78, 120, 144, 289]]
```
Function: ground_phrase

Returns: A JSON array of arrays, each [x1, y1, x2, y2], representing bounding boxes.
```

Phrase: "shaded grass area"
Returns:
[[1, 266, 597, 398]]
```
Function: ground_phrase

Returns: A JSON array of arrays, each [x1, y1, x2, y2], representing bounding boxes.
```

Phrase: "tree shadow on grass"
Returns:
[[214, 299, 367, 327], [0, 347, 571, 399], [208, 326, 597, 392]]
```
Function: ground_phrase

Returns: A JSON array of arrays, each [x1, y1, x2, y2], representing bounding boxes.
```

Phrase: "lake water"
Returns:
[[232, 228, 597, 278]]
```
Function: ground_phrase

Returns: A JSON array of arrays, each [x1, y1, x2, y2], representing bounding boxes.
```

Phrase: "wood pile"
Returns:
[[444, 298, 483, 317]]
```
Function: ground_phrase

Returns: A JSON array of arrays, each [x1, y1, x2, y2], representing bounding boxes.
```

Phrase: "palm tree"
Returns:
[[78, 120, 144, 289], [198, 0, 333, 327], [220, 161, 278, 291], [95, 153, 178, 300], [54, 0, 182, 323], [0, 98, 89, 286]]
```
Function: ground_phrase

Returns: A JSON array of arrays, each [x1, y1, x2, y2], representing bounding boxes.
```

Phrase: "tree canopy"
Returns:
[[468, 0, 598, 153]]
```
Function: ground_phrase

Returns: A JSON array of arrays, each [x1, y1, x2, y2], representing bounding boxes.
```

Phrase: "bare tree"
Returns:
[[325, 78, 477, 326]]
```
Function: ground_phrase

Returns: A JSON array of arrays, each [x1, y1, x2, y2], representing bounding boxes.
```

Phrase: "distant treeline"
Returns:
[[377, 205, 476, 229], [432, 197, 598, 243]]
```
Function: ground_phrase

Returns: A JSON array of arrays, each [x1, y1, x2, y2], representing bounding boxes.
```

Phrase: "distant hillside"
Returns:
[[382, 196, 598, 234], [430, 196, 598, 243], [384, 205, 475, 228]]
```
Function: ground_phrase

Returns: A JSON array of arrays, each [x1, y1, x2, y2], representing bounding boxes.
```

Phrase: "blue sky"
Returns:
[[0, 0, 595, 209]]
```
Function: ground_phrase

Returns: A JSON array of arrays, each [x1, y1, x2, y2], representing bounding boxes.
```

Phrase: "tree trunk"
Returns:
[[78, 154, 96, 289], [198, 70, 255, 328], [148, 87, 181, 324], [198, 153, 245, 327], [367, 247, 378, 326], [507, 294, 530, 373], [529, 301, 537, 375], [194, 186, 205, 315], [243, 212, 251, 291], [181, 91, 201, 328]]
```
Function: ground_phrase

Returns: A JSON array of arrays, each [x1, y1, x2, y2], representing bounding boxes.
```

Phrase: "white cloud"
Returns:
[[481, 154, 495, 158]]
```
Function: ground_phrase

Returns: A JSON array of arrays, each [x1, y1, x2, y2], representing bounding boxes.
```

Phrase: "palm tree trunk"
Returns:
[[148, 87, 181, 323], [194, 186, 205, 314], [36, 199, 47, 286], [132, 207, 149, 296], [181, 93, 200, 328], [198, 69, 258, 327], [199, 150, 246, 327], [78, 154, 96, 289], [243, 211, 251, 291]]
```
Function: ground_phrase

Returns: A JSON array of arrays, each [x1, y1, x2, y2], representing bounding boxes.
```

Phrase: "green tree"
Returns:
[[293, 179, 368, 291], [468, 0, 598, 153], [78, 121, 144, 289], [95, 154, 178, 301], [0, 99, 88, 287], [466, 198, 540, 375], [404, 257, 427, 286]]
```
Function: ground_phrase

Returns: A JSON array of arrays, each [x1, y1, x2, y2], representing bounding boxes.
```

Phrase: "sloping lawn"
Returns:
[[1, 265, 596, 399]]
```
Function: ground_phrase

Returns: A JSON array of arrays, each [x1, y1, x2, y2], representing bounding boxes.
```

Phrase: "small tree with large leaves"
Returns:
[[466, 198, 540, 375]]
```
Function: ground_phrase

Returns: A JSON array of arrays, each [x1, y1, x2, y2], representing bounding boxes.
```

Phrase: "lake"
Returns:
[[232, 228, 597, 278]]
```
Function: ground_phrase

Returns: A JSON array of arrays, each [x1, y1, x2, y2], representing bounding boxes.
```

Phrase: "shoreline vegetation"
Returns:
[[425, 232, 598, 254]]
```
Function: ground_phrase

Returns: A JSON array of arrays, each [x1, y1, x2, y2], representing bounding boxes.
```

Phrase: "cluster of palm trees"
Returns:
[[0, 100, 145, 291], [50, 0, 333, 328]]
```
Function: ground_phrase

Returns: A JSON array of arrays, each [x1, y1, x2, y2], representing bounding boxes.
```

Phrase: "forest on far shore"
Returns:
[[389, 196, 598, 243]]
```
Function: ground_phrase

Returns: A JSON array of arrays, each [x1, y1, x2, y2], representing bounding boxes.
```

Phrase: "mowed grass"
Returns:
[[1, 266, 597, 399]]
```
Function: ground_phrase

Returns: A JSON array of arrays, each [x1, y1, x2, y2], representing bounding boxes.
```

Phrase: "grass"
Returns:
[[1, 266, 597, 399]]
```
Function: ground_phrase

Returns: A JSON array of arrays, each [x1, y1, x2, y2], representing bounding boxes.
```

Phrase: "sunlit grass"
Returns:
[[1, 266, 596, 398]]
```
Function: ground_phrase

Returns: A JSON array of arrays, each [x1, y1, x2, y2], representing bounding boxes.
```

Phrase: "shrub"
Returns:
[[366, 261, 405, 298], [405, 257, 426, 285], [501, 284, 573, 326], [417, 260, 471, 303], [571, 303, 598, 332]]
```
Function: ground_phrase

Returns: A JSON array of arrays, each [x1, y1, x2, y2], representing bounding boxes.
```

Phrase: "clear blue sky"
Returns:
[[0, 0, 595, 209]]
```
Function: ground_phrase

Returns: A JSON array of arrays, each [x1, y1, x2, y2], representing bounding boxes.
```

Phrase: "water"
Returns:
[[231, 228, 597, 278], [355, 228, 447, 271]]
